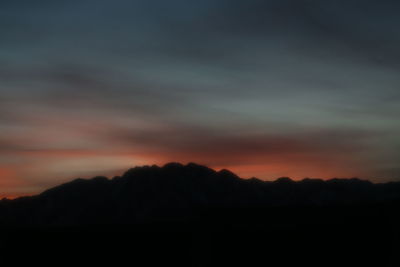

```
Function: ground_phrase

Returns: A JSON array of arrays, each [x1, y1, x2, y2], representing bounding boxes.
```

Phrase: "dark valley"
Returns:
[[1, 163, 399, 266]]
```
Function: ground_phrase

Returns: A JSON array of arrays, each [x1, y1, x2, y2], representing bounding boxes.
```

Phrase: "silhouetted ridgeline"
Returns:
[[1, 162, 400, 226], [1, 163, 400, 266]]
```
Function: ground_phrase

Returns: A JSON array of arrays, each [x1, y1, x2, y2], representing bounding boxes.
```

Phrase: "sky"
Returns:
[[1, 0, 400, 197]]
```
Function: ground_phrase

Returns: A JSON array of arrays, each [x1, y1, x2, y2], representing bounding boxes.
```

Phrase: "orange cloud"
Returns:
[[0, 121, 382, 198], [0, 166, 32, 199]]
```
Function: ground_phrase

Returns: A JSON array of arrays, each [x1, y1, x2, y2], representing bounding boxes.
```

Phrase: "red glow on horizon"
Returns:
[[0, 144, 376, 198]]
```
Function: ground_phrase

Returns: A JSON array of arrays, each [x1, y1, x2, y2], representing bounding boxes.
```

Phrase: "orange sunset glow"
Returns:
[[1, 0, 399, 199]]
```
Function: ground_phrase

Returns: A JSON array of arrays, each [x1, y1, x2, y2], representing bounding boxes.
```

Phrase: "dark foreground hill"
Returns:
[[1, 163, 400, 266]]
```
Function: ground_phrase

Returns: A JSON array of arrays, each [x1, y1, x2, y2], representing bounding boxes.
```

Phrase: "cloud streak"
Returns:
[[0, 0, 399, 196]]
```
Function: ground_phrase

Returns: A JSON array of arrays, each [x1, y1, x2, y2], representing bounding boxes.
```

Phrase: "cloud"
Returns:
[[99, 123, 377, 178], [0, 0, 399, 195]]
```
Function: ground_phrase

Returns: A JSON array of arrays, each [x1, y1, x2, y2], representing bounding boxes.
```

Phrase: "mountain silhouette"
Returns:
[[1, 162, 399, 266], [1, 162, 400, 226]]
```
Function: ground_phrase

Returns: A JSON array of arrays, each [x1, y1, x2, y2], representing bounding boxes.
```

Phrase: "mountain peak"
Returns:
[[275, 177, 294, 184], [2, 163, 400, 227], [218, 169, 239, 179]]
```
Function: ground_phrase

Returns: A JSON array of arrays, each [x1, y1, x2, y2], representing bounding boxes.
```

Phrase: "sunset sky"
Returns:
[[1, 0, 400, 197]]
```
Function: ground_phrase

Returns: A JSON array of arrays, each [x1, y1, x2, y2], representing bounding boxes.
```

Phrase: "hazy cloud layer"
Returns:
[[0, 0, 399, 196]]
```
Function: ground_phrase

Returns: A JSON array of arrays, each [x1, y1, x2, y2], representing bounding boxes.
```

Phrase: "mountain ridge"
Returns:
[[5, 161, 391, 201], [1, 162, 400, 227], [1, 163, 399, 266]]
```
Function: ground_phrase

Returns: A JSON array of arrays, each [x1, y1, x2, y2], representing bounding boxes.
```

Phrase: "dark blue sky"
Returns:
[[1, 0, 399, 196]]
